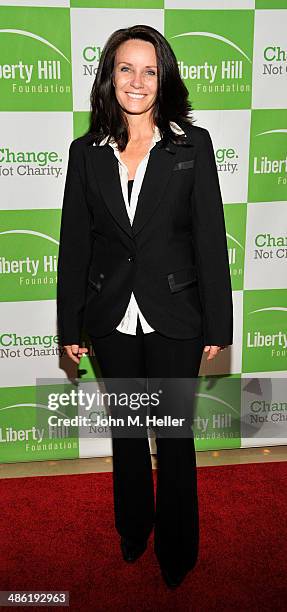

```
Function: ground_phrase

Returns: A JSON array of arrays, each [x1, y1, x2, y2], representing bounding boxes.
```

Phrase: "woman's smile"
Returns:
[[126, 92, 146, 99]]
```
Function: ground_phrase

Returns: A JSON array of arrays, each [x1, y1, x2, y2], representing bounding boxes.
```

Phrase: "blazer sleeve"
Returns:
[[190, 128, 233, 347], [57, 140, 92, 346]]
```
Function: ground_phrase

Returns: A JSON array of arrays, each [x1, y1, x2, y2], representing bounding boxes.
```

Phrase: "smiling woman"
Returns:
[[57, 23, 233, 590], [90, 26, 189, 152], [114, 39, 158, 109], [111, 39, 159, 178]]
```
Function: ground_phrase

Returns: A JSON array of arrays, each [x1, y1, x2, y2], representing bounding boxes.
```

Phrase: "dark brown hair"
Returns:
[[89, 24, 194, 151]]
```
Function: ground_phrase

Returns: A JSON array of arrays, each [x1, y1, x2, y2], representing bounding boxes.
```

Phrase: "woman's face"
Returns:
[[113, 39, 158, 118]]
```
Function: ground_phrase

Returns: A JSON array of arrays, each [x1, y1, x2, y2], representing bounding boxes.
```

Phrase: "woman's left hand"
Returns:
[[203, 345, 226, 360]]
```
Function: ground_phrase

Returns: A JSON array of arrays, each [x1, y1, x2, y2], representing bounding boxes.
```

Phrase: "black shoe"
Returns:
[[160, 564, 192, 589], [120, 536, 147, 563]]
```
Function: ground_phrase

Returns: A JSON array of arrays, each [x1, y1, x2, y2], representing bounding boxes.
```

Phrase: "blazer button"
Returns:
[[128, 256, 134, 262], [99, 273, 104, 279]]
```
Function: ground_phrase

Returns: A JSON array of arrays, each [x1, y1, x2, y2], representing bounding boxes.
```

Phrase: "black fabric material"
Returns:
[[127, 179, 134, 205], [89, 322, 204, 572], [57, 119, 233, 346]]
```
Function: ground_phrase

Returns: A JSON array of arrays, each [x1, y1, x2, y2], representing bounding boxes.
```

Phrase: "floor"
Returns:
[[0, 445, 286, 479]]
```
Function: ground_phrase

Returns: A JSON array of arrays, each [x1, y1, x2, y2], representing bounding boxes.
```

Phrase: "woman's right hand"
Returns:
[[64, 344, 89, 364]]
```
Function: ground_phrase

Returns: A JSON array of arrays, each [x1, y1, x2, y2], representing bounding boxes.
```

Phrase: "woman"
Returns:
[[57, 24, 233, 588]]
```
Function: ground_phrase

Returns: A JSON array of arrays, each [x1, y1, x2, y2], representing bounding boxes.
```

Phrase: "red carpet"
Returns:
[[0, 461, 286, 611]]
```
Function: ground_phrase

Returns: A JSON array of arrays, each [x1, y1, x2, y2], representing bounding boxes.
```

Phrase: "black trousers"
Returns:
[[90, 319, 204, 573]]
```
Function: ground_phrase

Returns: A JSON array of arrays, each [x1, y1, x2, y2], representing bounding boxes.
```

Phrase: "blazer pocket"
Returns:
[[167, 266, 197, 293], [173, 159, 194, 171]]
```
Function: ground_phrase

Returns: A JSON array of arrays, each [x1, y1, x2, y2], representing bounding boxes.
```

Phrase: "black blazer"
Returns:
[[57, 119, 233, 347]]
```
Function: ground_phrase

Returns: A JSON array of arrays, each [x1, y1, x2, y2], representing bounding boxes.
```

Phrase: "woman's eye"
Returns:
[[120, 67, 156, 76]]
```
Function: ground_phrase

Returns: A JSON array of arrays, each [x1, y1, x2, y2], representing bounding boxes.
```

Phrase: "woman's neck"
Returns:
[[125, 113, 155, 144]]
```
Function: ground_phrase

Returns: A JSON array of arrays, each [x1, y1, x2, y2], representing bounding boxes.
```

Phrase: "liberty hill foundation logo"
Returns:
[[243, 289, 287, 373], [0, 209, 60, 301], [165, 10, 254, 109], [248, 109, 287, 202], [0, 6, 72, 111], [194, 375, 241, 451], [0, 385, 79, 463]]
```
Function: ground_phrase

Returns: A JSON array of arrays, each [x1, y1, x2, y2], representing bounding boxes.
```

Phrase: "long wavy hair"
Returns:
[[90, 24, 195, 151]]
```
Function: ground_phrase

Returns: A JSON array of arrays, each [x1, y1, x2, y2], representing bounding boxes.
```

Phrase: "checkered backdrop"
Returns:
[[0, 0, 286, 463]]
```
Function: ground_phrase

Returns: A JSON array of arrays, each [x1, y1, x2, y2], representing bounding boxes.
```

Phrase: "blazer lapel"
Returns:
[[132, 139, 177, 237], [89, 144, 133, 238], [132, 132, 194, 236], [88, 127, 194, 239]]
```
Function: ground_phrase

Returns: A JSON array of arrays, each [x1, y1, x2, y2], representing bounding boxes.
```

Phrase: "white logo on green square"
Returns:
[[0, 210, 61, 301], [248, 109, 287, 202], [0, 6, 72, 111], [194, 374, 241, 451], [165, 9, 254, 109], [243, 289, 287, 372], [0, 385, 79, 463]]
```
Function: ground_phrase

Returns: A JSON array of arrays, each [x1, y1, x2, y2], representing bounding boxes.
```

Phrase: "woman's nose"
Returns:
[[129, 72, 144, 88]]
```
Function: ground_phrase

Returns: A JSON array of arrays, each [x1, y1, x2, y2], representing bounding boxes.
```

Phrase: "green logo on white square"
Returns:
[[165, 9, 254, 109], [248, 109, 287, 202], [0, 6, 72, 111], [243, 289, 287, 372]]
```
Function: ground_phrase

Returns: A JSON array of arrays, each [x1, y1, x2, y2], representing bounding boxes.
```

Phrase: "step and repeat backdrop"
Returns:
[[0, 0, 286, 464]]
